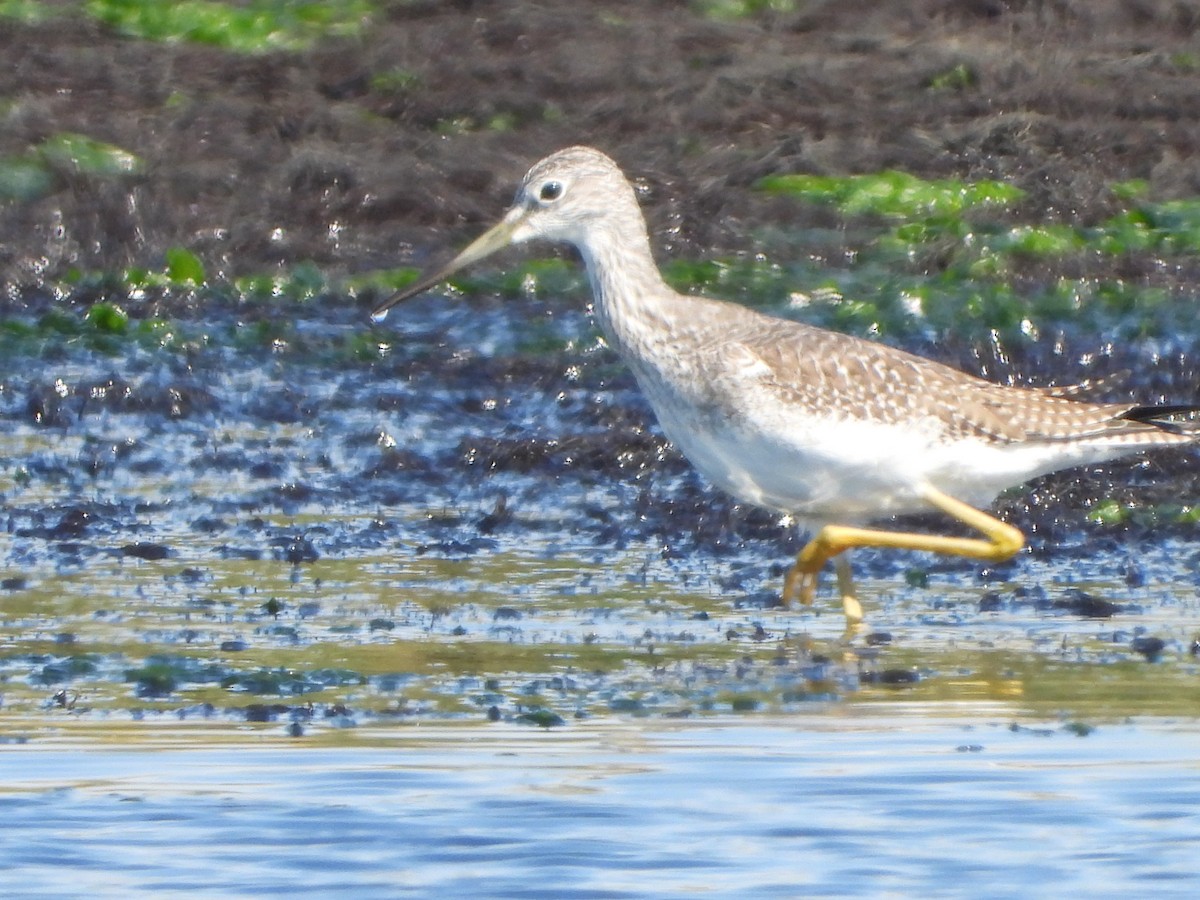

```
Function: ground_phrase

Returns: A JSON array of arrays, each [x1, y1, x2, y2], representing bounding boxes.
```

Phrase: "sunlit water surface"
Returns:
[[2, 713, 1199, 898]]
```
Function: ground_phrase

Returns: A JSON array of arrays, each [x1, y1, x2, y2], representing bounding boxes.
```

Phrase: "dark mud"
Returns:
[[3, 1, 1200, 278], [1, 1, 1200, 731]]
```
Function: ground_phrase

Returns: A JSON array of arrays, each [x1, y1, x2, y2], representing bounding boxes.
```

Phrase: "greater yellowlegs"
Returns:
[[372, 146, 1198, 623]]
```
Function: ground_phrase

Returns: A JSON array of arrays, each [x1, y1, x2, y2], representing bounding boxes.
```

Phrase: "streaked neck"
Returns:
[[576, 221, 671, 355]]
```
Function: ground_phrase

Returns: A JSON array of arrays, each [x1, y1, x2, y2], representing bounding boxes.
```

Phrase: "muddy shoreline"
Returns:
[[2, 2, 1200, 280]]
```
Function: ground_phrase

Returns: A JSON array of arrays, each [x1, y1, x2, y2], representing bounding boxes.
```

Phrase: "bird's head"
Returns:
[[371, 146, 633, 321]]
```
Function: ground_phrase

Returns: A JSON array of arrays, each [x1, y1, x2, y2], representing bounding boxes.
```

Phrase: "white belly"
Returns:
[[657, 408, 939, 520], [651, 399, 1126, 525]]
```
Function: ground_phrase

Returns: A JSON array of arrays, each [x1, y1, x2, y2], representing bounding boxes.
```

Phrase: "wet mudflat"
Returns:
[[1, 282, 1199, 738]]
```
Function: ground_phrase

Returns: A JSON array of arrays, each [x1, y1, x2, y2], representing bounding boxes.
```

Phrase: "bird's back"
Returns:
[[650, 293, 1195, 450], [615, 291, 1196, 517]]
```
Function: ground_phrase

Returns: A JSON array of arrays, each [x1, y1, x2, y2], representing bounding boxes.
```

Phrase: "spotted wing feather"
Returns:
[[731, 315, 1198, 449]]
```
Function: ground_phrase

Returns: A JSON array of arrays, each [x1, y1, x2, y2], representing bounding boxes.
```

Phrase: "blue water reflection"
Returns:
[[1, 715, 1198, 897]]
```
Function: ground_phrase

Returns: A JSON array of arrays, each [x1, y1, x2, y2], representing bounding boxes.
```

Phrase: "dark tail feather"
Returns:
[[1120, 404, 1200, 436]]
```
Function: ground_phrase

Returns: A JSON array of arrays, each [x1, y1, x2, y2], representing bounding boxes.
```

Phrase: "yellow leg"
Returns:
[[783, 485, 1025, 620], [833, 554, 864, 625]]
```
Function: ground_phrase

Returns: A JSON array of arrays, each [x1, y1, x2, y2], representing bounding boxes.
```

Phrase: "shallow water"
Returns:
[[2, 284, 1200, 895], [2, 713, 1199, 898]]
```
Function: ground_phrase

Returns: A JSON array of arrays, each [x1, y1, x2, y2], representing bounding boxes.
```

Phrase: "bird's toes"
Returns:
[[783, 566, 819, 607]]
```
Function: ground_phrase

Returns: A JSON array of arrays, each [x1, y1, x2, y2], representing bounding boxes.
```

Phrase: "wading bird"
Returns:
[[372, 146, 1198, 623]]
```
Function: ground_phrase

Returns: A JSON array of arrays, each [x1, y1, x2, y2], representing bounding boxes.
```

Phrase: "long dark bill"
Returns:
[[370, 213, 522, 322]]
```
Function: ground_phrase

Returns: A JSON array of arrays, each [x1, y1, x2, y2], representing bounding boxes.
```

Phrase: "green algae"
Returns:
[[0, 132, 142, 203], [0, 300, 180, 358], [727, 173, 1200, 344], [0, 0, 52, 23], [757, 170, 1025, 219], [754, 170, 1200, 269], [84, 302, 129, 334], [1087, 499, 1200, 529], [692, 0, 797, 20], [0, 0, 376, 53], [38, 132, 142, 178], [926, 62, 977, 92], [84, 0, 375, 53], [163, 247, 206, 286]]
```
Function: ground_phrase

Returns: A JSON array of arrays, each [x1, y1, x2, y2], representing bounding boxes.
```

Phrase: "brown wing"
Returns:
[[727, 312, 1195, 447]]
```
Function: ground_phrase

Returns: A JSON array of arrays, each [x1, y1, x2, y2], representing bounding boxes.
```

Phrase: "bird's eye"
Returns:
[[538, 181, 564, 202]]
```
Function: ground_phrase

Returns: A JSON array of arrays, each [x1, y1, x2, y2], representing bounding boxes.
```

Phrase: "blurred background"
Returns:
[[3, 0, 1199, 283]]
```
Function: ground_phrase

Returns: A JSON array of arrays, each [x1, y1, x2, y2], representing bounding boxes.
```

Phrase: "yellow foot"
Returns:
[[782, 564, 813, 606], [782, 540, 826, 607], [780, 485, 1024, 627], [782, 551, 864, 624]]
